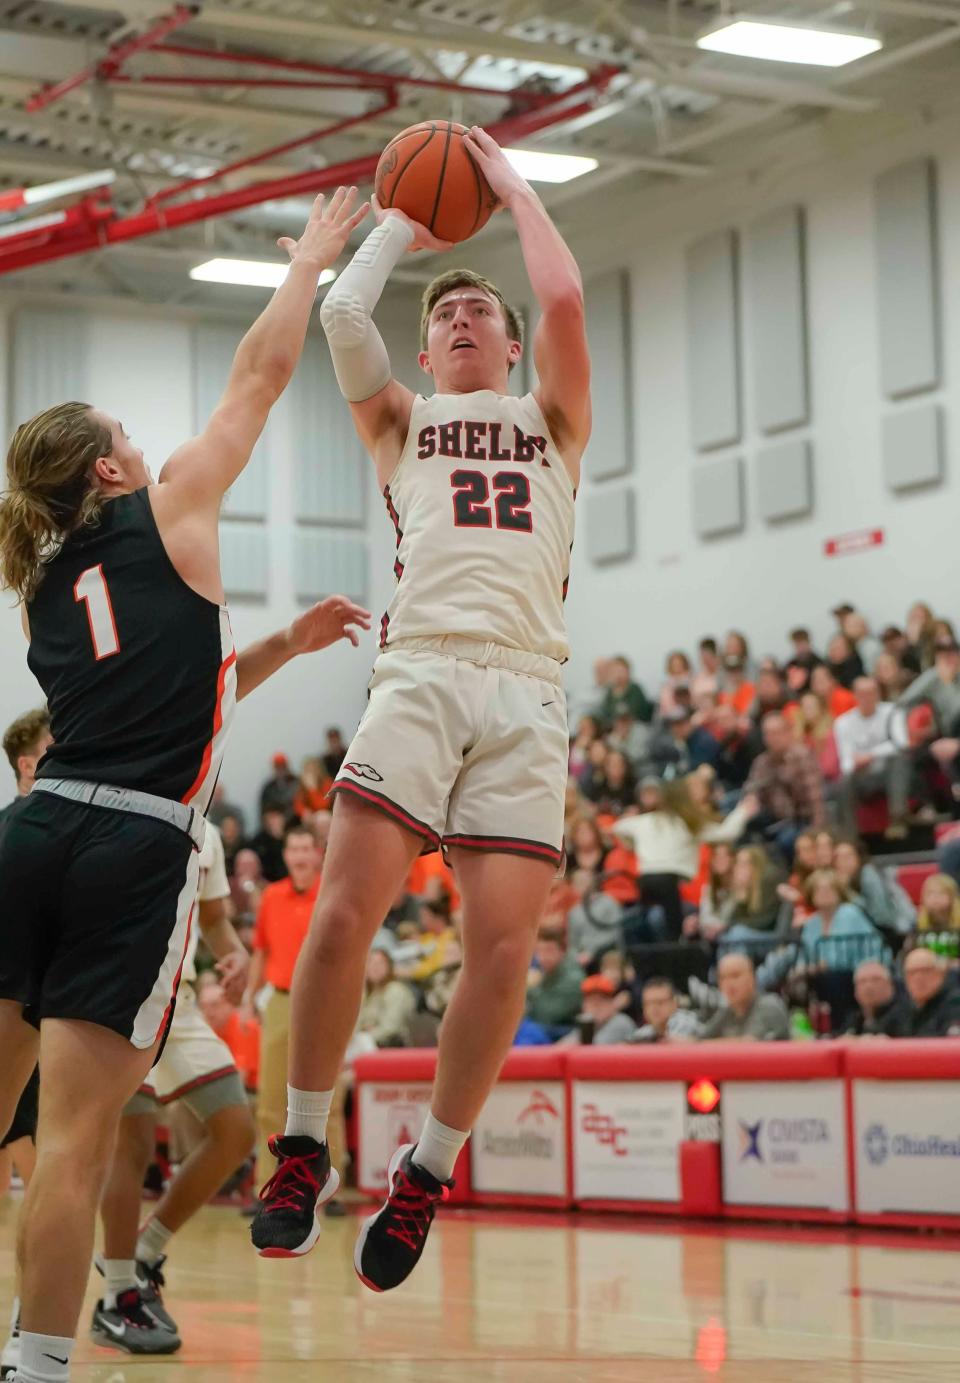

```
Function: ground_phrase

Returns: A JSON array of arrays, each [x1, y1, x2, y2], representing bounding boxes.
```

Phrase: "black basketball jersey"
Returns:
[[27, 488, 236, 811]]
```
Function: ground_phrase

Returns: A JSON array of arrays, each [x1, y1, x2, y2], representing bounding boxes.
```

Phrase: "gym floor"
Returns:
[[3, 1199, 960, 1381]]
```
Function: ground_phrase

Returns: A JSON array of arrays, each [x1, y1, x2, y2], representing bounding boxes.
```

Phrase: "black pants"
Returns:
[[639, 873, 685, 942]]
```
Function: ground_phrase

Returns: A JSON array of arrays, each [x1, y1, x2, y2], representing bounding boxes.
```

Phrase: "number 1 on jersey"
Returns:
[[74, 563, 120, 660]]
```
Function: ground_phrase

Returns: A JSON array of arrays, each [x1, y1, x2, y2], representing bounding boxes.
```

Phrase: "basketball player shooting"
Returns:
[[251, 127, 591, 1291], [0, 186, 368, 1383]]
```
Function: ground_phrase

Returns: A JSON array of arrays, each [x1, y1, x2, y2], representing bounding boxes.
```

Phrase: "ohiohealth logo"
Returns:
[[863, 1122, 960, 1165], [864, 1124, 890, 1167], [738, 1120, 763, 1163]]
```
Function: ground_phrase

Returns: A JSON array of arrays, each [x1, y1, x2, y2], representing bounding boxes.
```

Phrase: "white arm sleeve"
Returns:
[[319, 216, 415, 402]]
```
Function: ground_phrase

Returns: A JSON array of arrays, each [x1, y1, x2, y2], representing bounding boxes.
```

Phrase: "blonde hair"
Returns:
[[0, 402, 110, 601], [918, 873, 960, 932], [661, 775, 717, 836], [804, 867, 853, 909], [419, 268, 523, 352]]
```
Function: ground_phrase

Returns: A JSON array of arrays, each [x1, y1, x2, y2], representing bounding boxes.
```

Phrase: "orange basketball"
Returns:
[[375, 121, 498, 245]]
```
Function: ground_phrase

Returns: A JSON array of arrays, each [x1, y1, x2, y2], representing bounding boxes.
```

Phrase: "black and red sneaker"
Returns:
[[354, 1144, 451, 1293], [250, 1134, 340, 1258]]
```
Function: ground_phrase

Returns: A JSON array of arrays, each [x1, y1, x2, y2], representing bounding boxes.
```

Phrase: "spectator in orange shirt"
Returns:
[[242, 824, 323, 1195], [406, 851, 461, 913], [294, 756, 334, 820], [719, 655, 756, 717], [811, 664, 857, 718]]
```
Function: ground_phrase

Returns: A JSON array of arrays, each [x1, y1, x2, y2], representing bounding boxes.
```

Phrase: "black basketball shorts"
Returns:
[[0, 793, 199, 1050]]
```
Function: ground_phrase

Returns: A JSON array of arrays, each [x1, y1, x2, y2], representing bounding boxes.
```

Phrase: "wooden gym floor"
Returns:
[[4, 1198, 960, 1381]]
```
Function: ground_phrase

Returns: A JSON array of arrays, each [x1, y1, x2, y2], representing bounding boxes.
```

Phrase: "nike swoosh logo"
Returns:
[[98, 1318, 127, 1338], [542, 701, 555, 707], [43, 1355, 69, 1365]]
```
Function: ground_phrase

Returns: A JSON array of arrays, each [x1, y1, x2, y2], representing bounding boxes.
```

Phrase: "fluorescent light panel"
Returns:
[[189, 258, 336, 288], [502, 148, 598, 183], [697, 18, 882, 66]]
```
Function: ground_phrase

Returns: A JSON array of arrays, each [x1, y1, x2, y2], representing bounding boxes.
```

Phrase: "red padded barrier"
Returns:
[[844, 1038, 960, 1079], [568, 1040, 844, 1081]]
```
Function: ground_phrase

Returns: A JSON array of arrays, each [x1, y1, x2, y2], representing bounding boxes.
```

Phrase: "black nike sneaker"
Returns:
[[250, 1134, 340, 1258], [135, 1256, 178, 1334], [90, 1288, 181, 1355], [94, 1252, 178, 1335], [354, 1144, 451, 1293]]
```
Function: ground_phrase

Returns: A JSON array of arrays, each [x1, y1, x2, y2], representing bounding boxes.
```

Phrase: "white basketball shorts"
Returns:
[[128, 983, 243, 1118], [330, 635, 569, 865]]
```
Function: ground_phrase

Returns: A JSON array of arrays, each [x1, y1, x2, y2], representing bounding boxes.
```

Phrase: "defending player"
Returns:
[[251, 128, 591, 1290], [0, 187, 368, 1383]]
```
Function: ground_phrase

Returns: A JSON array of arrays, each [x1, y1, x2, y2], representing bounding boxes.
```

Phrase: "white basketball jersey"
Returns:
[[380, 390, 575, 662]]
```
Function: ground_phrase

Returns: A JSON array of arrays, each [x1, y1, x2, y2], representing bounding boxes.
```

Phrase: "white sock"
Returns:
[[285, 1086, 333, 1144], [102, 1259, 137, 1310], [412, 1113, 469, 1183], [136, 1216, 173, 1267], [16, 1330, 73, 1382]]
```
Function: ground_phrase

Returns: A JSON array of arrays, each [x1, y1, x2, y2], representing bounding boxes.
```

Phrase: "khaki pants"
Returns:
[[255, 988, 347, 1191]]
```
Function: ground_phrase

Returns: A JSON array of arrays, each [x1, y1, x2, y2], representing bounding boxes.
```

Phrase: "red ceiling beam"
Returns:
[[25, 5, 199, 112], [1, 66, 619, 275]]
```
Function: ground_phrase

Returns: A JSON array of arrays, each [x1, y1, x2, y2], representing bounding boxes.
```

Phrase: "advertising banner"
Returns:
[[854, 1079, 960, 1215], [722, 1080, 849, 1210], [472, 1080, 567, 1197], [357, 1080, 432, 1191], [572, 1080, 686, 1202]]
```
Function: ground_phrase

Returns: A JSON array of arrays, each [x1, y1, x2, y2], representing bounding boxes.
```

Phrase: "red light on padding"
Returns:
[[688, 1078, 721, 1114]]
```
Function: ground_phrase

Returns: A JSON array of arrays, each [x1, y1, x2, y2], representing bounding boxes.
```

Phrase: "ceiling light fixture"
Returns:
[[697, 18, 882, 66], [189, 258, 337, 288], [502, 149, 599, 183]]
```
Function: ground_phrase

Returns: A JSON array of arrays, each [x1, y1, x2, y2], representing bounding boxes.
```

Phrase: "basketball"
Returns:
[[375, 121, 498, 244]]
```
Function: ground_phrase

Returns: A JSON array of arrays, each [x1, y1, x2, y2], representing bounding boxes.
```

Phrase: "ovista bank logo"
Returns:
[[738, 1116, 830, 1165], [863, 1122, 960, 1167]]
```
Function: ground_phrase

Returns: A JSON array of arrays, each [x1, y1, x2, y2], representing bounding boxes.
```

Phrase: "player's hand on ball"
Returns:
[[278, 186, 370, 271], [371, 196, 454, 254], [463, 127, 528, 208], [288, 595, 373, 654]]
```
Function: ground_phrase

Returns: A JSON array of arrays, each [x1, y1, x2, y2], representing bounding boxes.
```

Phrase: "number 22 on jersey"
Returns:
[[74, 563, 120, 660]]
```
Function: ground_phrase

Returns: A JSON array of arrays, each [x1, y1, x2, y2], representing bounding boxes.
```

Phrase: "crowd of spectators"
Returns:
[[189, 599, 960, 1146]]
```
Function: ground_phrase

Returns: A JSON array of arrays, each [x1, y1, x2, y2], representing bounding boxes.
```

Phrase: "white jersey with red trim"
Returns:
[[379, 390, 575, 662]]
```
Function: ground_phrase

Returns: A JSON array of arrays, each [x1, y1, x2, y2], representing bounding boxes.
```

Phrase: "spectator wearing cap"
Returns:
[[259, 751, 299, 816], [594, 655, 654, 727], [648, 707, 718, 782], [742, 712, 826, 859], [692, 637, 721, 701], [525, 929, 586, 1036], [810, 664, 857, 719], [826, 632, 865, 690], [572, 975, 638, 1044], [834, 677, 911, 839], [831, 601, 855, 630], [633, 977, 703, 1042], [719, 655, 756, 717], [843, 960, 901, 1036], [886, 947, 960, 1038], [701, 952, 790, 1040]]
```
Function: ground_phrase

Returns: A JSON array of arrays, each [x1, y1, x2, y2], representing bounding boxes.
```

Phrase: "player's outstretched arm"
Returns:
[[159, 187, 369, 510], [464, 128, 591, 474], [234, 594, 372, 703], [320, 200, 452, 489]]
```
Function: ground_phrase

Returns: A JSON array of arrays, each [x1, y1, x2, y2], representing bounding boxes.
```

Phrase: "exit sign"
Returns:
[[824, 528, 884, 558]]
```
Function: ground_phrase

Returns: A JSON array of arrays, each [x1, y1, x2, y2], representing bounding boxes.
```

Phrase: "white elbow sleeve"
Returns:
[[319, 216, 414, 402]]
